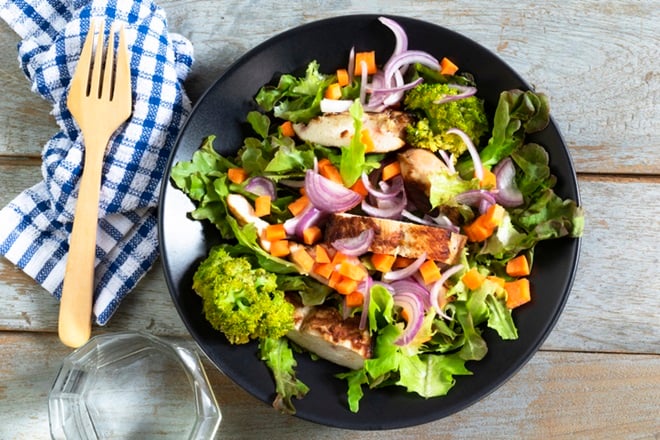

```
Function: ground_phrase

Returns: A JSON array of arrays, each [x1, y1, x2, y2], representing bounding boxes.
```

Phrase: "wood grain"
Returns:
[[1, 1, 658, 173], [1, 1, 659, 438], [0, 332, 657, 440], [2, 170, 658, 354]]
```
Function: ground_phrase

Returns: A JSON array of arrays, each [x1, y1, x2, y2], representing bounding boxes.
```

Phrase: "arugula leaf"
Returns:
[[255, 60, 334, 123], [259, 337, 309, 415]]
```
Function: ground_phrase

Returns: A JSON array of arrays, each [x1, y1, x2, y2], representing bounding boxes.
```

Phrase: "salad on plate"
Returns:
[[171, 16, 584, 414]]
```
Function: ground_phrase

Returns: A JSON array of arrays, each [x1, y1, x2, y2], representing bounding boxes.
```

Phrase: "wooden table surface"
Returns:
[[1, 1, 658, 439]]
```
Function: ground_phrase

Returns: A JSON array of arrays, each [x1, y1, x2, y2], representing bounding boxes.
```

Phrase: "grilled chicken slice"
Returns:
[[324, 213, 466, 264], [287, 295, 372, 370], [398, 148, 447, 197], [293, 110, 412, 153], [226, 193, 272, 251]]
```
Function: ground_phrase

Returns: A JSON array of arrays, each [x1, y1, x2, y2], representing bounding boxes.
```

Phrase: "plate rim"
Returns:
[[158, 13, 582, 430]]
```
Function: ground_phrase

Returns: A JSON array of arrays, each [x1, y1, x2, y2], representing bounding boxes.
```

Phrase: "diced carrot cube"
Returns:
[[254, 195, 271, 217], [269, 239, 290, 257]]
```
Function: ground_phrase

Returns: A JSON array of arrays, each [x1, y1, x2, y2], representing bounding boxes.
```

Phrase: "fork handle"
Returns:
[[58, 135, 108, 348]]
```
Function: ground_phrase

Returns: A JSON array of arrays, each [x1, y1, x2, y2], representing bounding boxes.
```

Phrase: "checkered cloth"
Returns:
[[0, 0, 193, 324]]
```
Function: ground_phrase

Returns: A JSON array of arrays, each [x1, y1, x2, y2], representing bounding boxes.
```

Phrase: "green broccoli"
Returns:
[[404, 83, 489, 157], [192, 245, 294, 344]]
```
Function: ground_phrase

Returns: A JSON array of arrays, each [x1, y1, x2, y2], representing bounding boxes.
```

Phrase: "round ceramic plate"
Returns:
[[159, 14, 581, 430]]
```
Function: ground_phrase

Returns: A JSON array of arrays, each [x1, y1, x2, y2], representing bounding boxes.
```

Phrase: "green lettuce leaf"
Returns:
[[259, 337, 309, 415], [457, 89, 550, 177], [255, 60, 334, 123]]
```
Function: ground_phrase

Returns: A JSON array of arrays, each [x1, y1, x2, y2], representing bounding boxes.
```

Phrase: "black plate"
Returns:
[[158, 15, 581, 430]]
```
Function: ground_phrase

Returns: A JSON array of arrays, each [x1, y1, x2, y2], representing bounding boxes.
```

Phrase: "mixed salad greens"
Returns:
[[171, 17, 584, 414]]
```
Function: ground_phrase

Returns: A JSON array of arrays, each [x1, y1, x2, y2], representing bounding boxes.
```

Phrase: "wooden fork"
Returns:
[[59, 20, 132, 348]]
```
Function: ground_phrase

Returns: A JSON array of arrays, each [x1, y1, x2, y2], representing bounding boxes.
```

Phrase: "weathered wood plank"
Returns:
[[0, 332, 657, 439], [1, 1, 658, 173], [1, 168, 658, 354]]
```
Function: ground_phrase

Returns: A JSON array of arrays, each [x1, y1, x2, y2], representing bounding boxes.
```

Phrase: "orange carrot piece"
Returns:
[[354, 51, 377, 75], [227, 167, 248, 184], [345, 291, 364, 308], [479, 167, 497, 189], [419, 260, 442, 284], [302, 226, 322, 245], [440, 57, 459, 75], [462, 267, 486, 290], [486, 275, 506, 288], [349, 177, 368, 197], [463, 204, 505, 242], [288, 195, 310, 216], [313, 262, 335, 279], [318, 158, 343, 184], [269, 239, 290, 257], [264, 224, 287, 241], [335, 277, 359, 295], [324, 82, 343, 100], [328, 270, 343, 288], [381, 161, 401, 181], [371, 253, 396, 273], [254, 195, 271, 217], [291, 247, 315, 273], [331, 251, 350, 266], [506, 255, 531, 277], [336, 68, 350, 86], [504, 278, 531, 309], [338, 260, 368, 281], [393, 256, 415, 269], [314, 244, 331, 263], [360, 128, 376, 153], [280, 120, 295, 137]]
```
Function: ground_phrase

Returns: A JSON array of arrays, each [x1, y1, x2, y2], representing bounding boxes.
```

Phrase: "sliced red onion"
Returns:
[[391, 279, 432, 309], [401, 209, 436, 226], [361, 192, 406, 219], [436, 149, 454, 173], [245, 176, 276, 199], [347, 46, 355, 84], [294, 206, 326, 237], [446, 127, 483, 181], [304, 169, 362, 213], [493, 157, 524, 207], [331, 228, 375, 256], [433, 85, 477, 105], [383, 50, 439, 87], [429, 264, 463, 317], [320, 98, 353, 113], [382, 252, 427, 282], [378, 17, 408, 58], [455, 189, 497, 207], [424, 213, 460, 233], [359, 60, 369, 106], [361, 173, 404, 200], [393, 291, 424, 346], [367, 76, 423, 96], [358, 276, 373, 329]]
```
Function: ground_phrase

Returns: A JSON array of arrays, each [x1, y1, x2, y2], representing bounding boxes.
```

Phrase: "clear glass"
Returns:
[[48, 332, 221, 439]]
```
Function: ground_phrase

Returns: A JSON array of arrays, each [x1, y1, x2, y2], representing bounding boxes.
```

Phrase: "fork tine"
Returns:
[[68, 20, 97, 102], [101, 24, 116, 101], [113, 25, 132, 115], [89, 20, 105, 98]]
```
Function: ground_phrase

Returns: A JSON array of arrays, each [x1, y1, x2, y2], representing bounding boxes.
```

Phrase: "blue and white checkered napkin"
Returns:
[[0, 0, 193, 324]]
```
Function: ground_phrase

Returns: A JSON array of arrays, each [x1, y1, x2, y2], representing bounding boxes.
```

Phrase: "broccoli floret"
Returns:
[[193, 245, 294, 344], [404, 83, 489, 157]]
